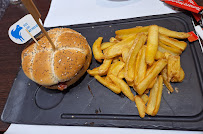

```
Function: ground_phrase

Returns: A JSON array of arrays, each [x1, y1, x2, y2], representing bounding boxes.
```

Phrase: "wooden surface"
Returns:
[[0, 0, 51, 131], [0, 0, 203, 132]]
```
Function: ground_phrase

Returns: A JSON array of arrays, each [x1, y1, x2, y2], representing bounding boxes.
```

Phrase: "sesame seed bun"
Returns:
[[21, 28, 92, 90]]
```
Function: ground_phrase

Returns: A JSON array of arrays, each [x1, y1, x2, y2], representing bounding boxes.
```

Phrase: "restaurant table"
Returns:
[[0, 0, 202, 133]]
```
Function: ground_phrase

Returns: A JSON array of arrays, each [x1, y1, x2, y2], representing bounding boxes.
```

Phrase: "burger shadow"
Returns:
[[61, 72, 88, 94]]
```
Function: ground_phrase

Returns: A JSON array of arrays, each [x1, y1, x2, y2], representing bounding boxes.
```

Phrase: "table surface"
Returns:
[[0, 0, 202, 132]]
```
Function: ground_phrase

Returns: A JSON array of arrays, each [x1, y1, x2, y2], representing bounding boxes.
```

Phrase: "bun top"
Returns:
[[21, 28, 91, 86]]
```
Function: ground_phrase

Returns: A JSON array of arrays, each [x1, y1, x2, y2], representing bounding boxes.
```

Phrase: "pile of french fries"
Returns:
[[87, 25, 189, 118]]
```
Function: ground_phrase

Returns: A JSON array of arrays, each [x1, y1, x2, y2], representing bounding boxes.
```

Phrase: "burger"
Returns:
[[21, 28, 92, 90]]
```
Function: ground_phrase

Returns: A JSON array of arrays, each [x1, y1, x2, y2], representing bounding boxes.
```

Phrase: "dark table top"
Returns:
[[0, 0, 202, 132]]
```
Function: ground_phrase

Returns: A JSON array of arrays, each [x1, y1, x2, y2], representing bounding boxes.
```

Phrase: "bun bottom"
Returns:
[[44, 45, 92, 90]]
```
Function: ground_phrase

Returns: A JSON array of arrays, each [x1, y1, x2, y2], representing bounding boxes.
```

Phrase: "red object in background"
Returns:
[[184, 0, 202, 23], [162, 0, 203, 14], [188, 31, 199, 42]]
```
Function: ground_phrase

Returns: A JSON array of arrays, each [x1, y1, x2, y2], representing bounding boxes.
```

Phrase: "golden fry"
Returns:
[[109, 74, 134, 101], [146, 77, 159, 115], [125, 33, 147, 82], [92, 37, 105, 62], [94, 75, 121, 94], [135, 59, 167, 95], [171, 67, 185, 82], [146, 25, 159, 66], [108, 61, 125, 76], [118, 68, 125, 79], [140, 94, 149, 104], [104, 34, 137, 58], [152, 75, 163, 116], [122, 47, 130, 63], [158, 26, 190, 39], [101, 42, 115, 50], [87, 59, 112, 76], [134, 46, 147, 86], [109, 37, 120, 43], [159, 41, 182, 55], [167, 55, 181, 82], [161, 67, 174, 93], [155, 51, 164, 60], [115, 26, 149, 35], [134, 95, 146, 118], [159, 34, 187, 51], [105, 76, 113, 83]]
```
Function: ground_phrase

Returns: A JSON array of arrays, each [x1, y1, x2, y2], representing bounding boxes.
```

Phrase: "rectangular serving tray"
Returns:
[[1, 13, 203, 130]]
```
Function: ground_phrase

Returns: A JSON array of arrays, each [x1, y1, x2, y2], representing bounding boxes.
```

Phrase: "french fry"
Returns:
[[147, 77, 157, 89], [140, 94, 149, 104], [94, 75, 121, 94], [134, 46, 147, 86], [144, 89, 149, 94], [159, 41, 182, 55], [171, 67, 185, 82], [108, 61, 125, 76], [109, 74, 134, 101], [146, 25, 159, 66], [164, 52, 171, 59], [135, 59, 167, 95], [167, 55, 181, 82], [119, 56, 124, 62], [152, 75, 163, 116], [104, 34, 137, 58], [112, 56, 120, 63], [134, 95, 146, 118], [110, 37, 120, 43], [116, 33, 137, 40], [155, 51, 164, 60], [146, 77, 159, 115], [87, 59, 112, 76], [159, 34, 187, 51], [115, 26, 149, 35], [122, 47, 130, 63], [92, 37, 105, 62], [161, 67, 174, 93], [158, 26, 190, 39], [101, 42, 115, 50], [118, 68, 125, 79], [105, 76, 113, 83], [125, 33, 147, 82]]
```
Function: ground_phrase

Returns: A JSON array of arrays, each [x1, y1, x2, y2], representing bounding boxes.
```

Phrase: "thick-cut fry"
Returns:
[[135, 59, 167, 95], [134, 46, 147, 86], [87, 59, 112, 76], [155, 51, 164, 60], [94, 75, 121, 94], [112, 56, 120, 63], [146, 25, 159, 66], [164, 52, 171, 59], [152, 75, 163, 116], [140, 94, 149, 104], [161, 67, 174, 93], [167, 55, 181, 82], [101, 42, 115, 50], [159, 34, 187, 51], [109, 37, 119, 43], [134, 95, 146, 118], [146, 78, 159, 115], [109, 74, 134, 101], [104, 34, 137, 58], [92, 37, 105, 62], [125, 33, 147, 82], [158, 26, 190, 39], [122, 47, 130, 63], [116, 33, 137, 40], [159, 42, 182, 55], [105, 76, 113, 83], [118, 68, 125, 79], [147, 77, 157, 89], [108, 61, 125, 76], [115, 26, 149, 35], [171, 67, 185, 82]]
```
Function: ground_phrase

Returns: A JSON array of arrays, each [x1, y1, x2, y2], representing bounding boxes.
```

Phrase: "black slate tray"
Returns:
[[1, 13, 203, 130]]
